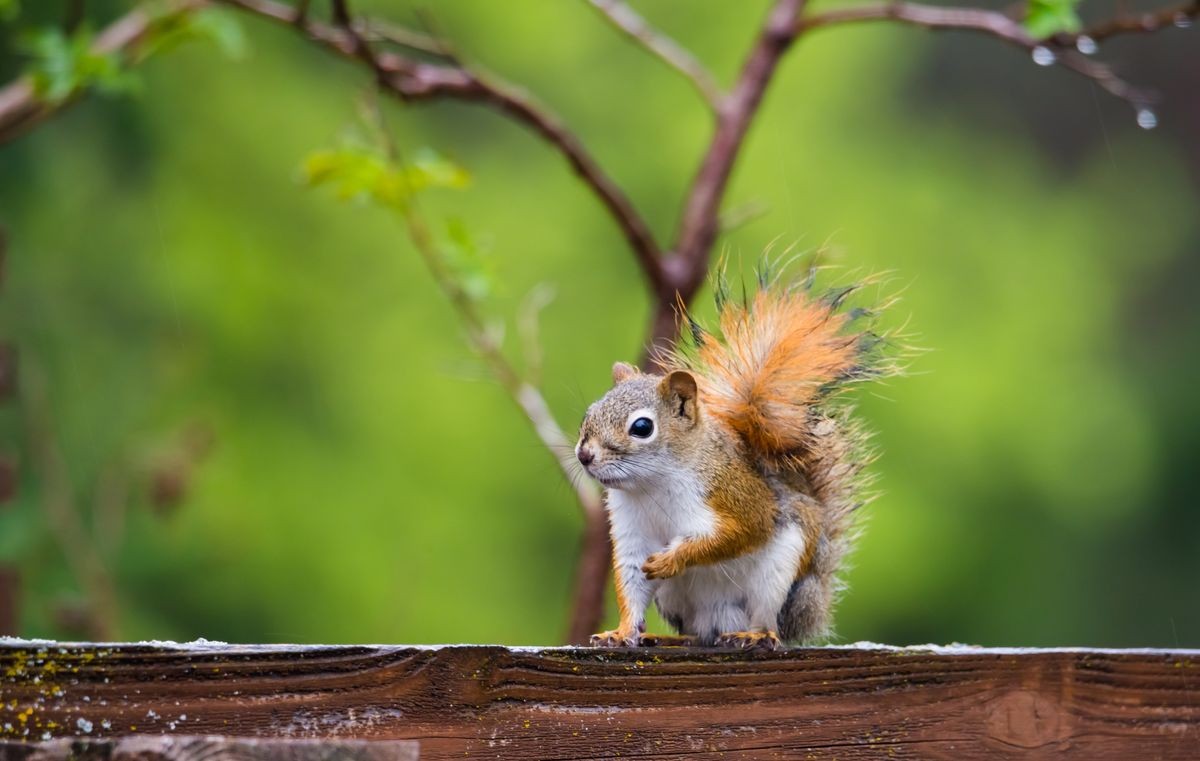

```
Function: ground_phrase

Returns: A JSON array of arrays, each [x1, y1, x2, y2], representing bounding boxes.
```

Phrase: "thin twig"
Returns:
[[585, 0, 727, 112], [363, 95, 608, 642], [399, 182, 609, 644], [1081, 0, 1198, 41], [518, 284, 556, 388], [354, 17, 447, 57], [399, 196, 602, 520], [216, 0, 666, 292], [795, 2, 1153, 106]]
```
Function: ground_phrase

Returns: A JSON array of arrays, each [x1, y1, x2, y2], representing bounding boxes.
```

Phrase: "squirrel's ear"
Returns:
[[612, 361, 639, 384], [661, 370, 699, 424]]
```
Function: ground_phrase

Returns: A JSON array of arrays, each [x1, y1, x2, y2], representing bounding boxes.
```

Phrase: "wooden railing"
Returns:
[[1, 641, 1198, 759]]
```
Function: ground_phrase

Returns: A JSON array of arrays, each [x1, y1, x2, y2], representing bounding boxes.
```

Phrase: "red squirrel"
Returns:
[[576, 269, 896, 649]]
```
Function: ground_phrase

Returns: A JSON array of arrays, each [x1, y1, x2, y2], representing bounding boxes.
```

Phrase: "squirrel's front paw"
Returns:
[[642, 551, 683, 580], [590, 629, 640, 648]]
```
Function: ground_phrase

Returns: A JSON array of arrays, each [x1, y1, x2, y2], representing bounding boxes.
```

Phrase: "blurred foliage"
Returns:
[[139, 7, 247, 62], [1024, 0, 1082, 37], [0, 0, 1197, 648], [19, 26, 135, 102], [303, 143, 471, 210]]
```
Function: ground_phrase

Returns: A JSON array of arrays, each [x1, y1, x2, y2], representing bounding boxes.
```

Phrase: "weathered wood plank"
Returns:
[[0, 736, 419, 761], [1, 641, 1198, 760]]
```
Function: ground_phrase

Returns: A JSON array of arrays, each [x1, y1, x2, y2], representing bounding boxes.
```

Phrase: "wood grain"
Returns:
[[1, 642, 1198, 759], [0, 736, 419, 761]]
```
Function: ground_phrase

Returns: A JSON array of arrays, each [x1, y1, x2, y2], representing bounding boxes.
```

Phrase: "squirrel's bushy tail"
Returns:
[[664, 266, 899, 642], [666, 270, 891, 464]]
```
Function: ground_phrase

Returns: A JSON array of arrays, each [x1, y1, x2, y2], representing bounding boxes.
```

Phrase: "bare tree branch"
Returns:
[[795, 2, 1156, 106], [0, 0, 208, 146], [1081, 0, 1198, 41], [644, 0, 807, 361], [585, 0, 728, 112], [216, 0, 668, 294]]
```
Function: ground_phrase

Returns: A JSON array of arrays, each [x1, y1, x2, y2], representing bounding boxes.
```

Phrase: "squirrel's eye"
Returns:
[[628, 417, 654, 438]]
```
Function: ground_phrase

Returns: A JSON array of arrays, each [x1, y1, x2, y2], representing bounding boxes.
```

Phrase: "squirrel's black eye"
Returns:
[[628, 417, 654, 438]]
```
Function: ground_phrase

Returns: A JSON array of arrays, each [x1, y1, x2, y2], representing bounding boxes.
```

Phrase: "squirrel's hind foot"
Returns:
[[590, 629, 639, 648], [715, 630, 781, 651]]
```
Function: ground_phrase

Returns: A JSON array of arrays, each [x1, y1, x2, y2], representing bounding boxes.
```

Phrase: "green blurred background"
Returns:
[[0, 0, 1197, 647]]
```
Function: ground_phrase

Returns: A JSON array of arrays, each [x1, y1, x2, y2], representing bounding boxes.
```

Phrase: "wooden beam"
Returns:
[[1, 642, 1198, 759], [0, 736, 419, 761]]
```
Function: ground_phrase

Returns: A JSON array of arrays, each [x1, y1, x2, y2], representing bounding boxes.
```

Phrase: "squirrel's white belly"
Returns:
[[656, 522, 805, 639], [607, 479, 805, 641]]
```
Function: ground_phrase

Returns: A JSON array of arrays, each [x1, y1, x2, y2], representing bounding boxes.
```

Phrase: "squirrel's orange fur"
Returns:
[[671, 286, 868, 461]]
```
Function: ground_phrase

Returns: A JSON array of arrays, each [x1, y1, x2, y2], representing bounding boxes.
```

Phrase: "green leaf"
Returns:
[[302, 146, 413, 210], [140, 6, 248, 62], [19, 26, 138, 104], [1024, 0, 1082, 37], [302, 144, 470, 211]]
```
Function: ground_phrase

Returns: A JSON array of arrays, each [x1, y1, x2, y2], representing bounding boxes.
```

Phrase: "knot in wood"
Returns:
[[985, 689, 1070, 749]]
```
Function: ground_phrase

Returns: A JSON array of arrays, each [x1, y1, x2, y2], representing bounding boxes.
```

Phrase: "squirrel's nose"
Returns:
[[577, 446, 595, 466]]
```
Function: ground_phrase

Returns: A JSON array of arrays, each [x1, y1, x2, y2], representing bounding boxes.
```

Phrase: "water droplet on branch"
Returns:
[[1031, 46, 1056, 66], [1136, 108, 1158, 130], [1075, 35, 1097, 55]]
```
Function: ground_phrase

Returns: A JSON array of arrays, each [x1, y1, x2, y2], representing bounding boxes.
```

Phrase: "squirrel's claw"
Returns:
[[715, 630, 782, 651], [642, 551, 683, 580], [590, 629, 640, 648]]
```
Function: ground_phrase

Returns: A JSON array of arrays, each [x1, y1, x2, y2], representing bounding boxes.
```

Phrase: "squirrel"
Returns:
[[576, 267, 894, 649]]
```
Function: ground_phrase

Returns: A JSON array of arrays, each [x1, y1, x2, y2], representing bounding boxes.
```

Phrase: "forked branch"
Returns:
[[644, 0, 807, 360]]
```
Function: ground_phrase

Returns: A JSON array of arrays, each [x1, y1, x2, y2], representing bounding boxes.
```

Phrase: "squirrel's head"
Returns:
[[576, 361, 701, 490]]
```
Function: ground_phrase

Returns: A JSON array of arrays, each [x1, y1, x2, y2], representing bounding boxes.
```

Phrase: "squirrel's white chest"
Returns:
[[606, 474, 715, 549]]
